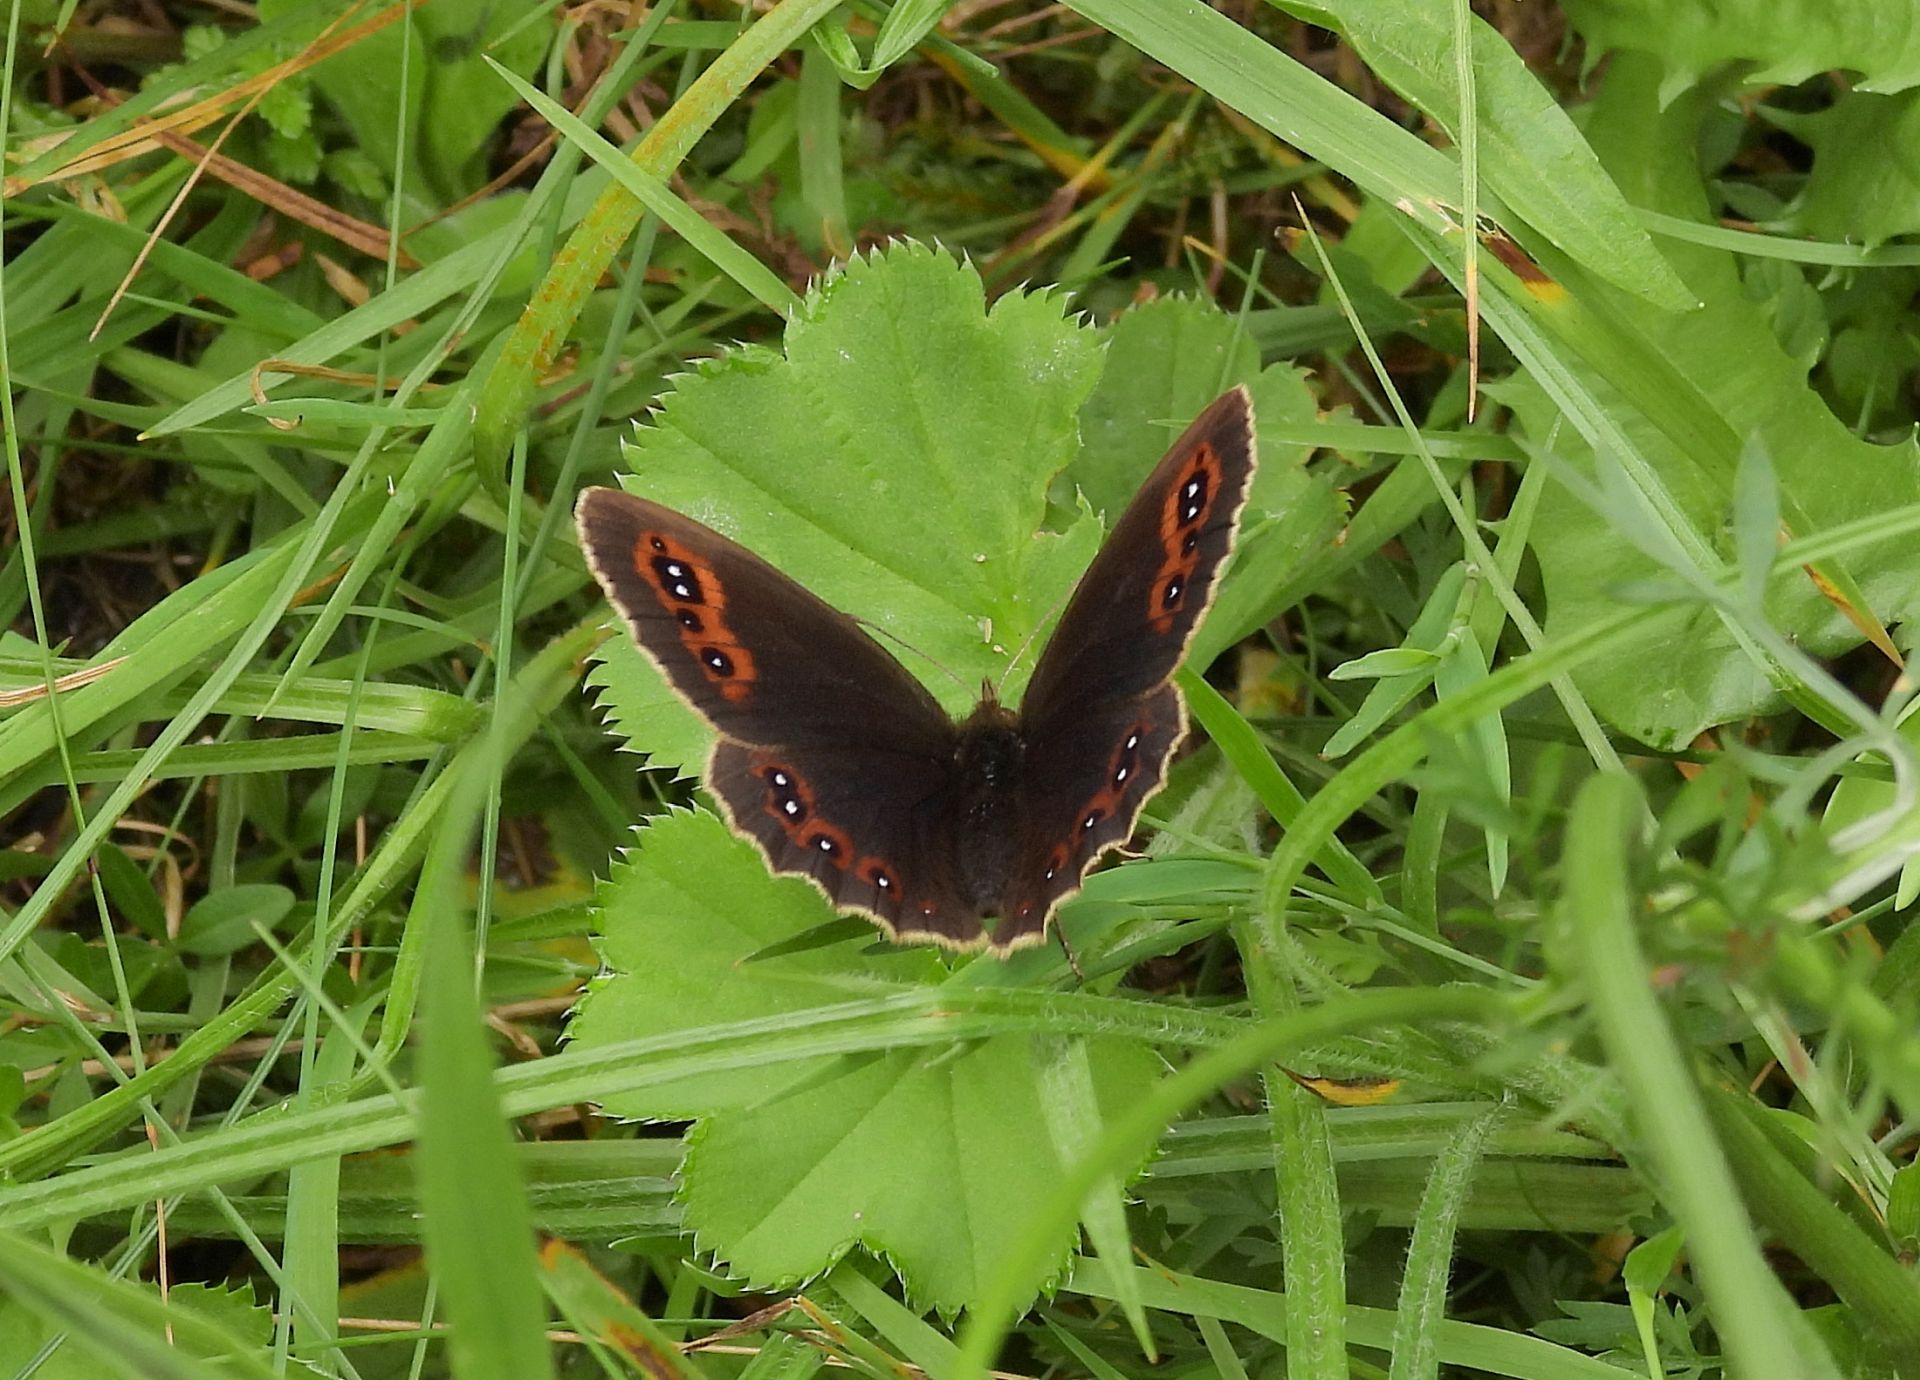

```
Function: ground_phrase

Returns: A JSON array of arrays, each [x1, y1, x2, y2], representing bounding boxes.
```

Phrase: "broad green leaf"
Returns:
[[0, 1259, 276, 1380], [94, 844, 168, 941], [177, 883, 296, 957], [1793, 90, 1920, 248], [1560, 0, 1920, 95], [416, 0, 551, 200], [569, 810, 1160, 1313], [1073, 295, 1312, 520]]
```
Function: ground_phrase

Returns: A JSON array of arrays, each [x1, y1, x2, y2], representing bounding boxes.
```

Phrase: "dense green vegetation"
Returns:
[[4, 2, 1919, 1377]]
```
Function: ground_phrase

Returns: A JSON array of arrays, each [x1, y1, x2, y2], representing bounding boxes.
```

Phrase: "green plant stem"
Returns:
[[471, 0, 845, 497]]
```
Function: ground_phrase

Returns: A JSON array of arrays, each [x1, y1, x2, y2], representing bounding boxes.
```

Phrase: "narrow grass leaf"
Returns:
[[416, 822, 556, 1380], [1388, 1104, 1498, 1380], [1035, 1035, 1155, 1359], [1555, 773, 1841, 1380], [540, 1240, 705, 1380]]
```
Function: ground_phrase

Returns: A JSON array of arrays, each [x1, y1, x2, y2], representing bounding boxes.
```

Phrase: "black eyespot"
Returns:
[[1162, 577, 1183, 607], [875, 874, 892, 891], [1182, 532, 1199, 554], [1180, 474, 1208, 523], [678, 610, 702, 631], [651, 556, 704, 604], [702, 648, 735, 676], [649, 536, 666, 551], [817, 837, 836, 853]]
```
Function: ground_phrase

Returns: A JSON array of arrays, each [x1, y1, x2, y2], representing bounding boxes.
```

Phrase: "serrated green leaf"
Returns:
[[1561, 0, 1920, 94], [570, 811, 1159, 1314], [0, 1247, 278, 1380]]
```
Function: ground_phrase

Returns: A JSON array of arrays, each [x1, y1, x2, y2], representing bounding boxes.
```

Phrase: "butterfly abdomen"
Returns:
[[953, 715, 1025, 915]]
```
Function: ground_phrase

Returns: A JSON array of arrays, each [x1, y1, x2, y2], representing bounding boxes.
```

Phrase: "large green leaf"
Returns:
[[587, 244, 1106, 771], [1792, 90, 1920, 248], [586, 245, 1319, 768], [570, 810, 1161, 1312]]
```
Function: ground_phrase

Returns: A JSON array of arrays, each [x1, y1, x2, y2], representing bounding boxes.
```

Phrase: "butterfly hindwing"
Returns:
[[989, 684, 1183, 948], [992, 387, 1258, 948], [707, 740, 983, 947]]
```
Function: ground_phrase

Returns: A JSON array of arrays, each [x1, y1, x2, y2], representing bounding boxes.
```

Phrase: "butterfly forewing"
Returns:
[[1019, 388, 1257, 724], [576, 489, 954, 754]]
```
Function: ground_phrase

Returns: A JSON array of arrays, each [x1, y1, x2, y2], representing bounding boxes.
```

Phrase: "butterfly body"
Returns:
[[579, 387, 1256, 954]]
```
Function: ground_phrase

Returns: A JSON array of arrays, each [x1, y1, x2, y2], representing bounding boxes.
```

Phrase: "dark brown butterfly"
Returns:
[[576, 387, 1257, 954]]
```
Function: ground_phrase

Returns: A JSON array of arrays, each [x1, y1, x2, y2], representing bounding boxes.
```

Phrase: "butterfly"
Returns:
[[575, 387, 1257, 954]]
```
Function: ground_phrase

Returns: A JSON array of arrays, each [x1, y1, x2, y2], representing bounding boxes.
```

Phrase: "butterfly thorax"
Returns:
[[953, 699, 1024, 912]]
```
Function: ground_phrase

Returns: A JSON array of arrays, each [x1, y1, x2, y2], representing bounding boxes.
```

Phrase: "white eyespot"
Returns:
[[1044, 867, 1055, 881], [876, 875, 891, 890], [783, 800, 799, 816], [672, 582, 693, 599], [1083, 813, 1099, 830], [1184, 478, 1202, 498], [665, 561, 686, 578], [1115, 766, 1129, 784], [772, 771, 790, 787], [817, 837, 835, 852], [1125, 733, 1140, 750]]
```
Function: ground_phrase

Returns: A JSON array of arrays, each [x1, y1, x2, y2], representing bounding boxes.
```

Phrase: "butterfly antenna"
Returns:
[[992, 580, 1078, 701], [851, 615, 972, 698]]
